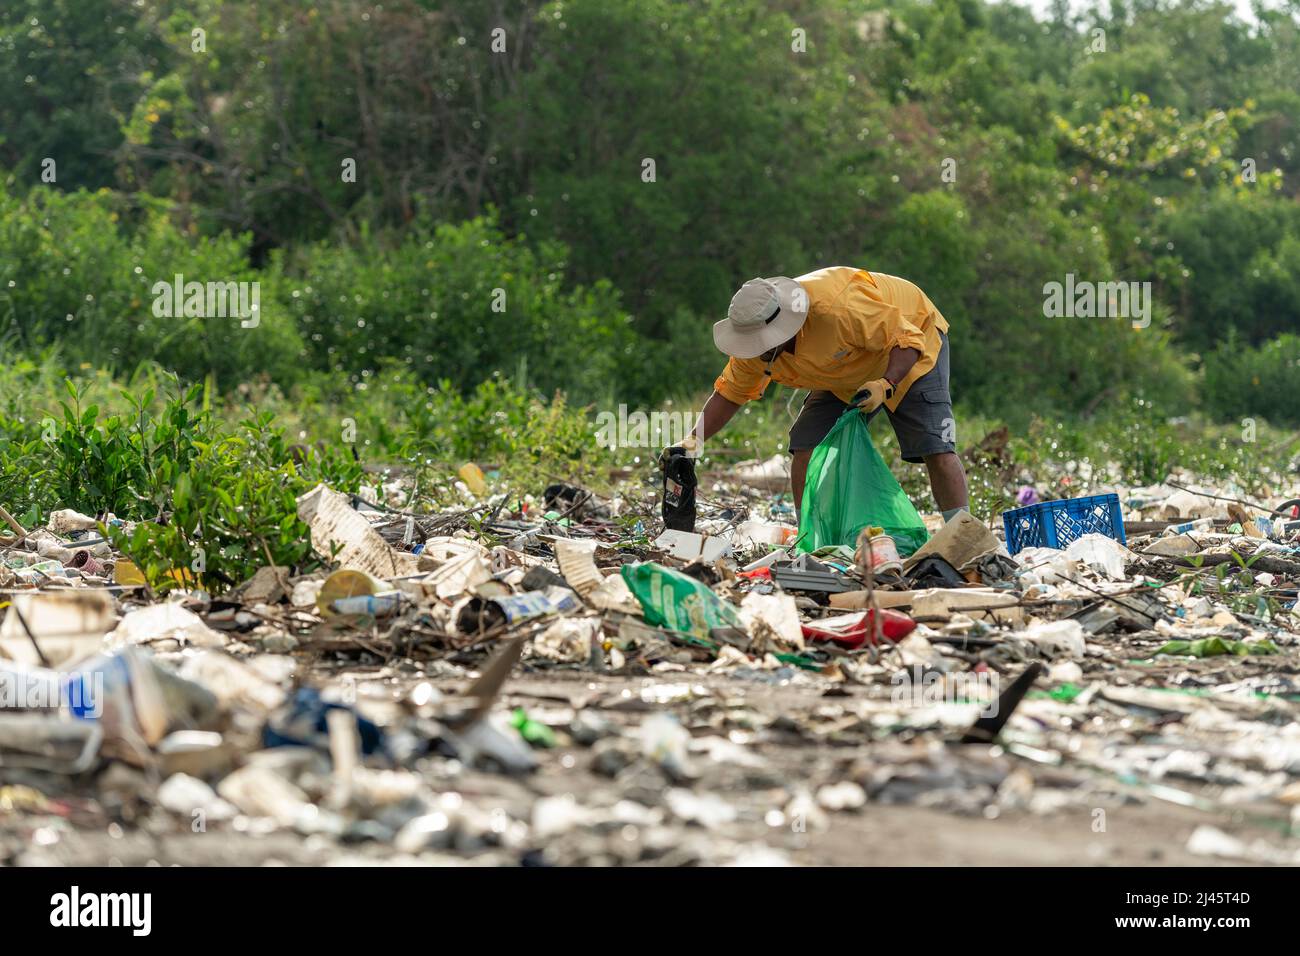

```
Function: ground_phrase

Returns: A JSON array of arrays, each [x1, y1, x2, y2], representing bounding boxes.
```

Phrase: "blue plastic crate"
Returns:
[[1002, 493, 1125, 555]]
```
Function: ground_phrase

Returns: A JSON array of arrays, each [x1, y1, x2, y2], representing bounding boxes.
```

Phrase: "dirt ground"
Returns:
[[7, 667, 1291, 867]]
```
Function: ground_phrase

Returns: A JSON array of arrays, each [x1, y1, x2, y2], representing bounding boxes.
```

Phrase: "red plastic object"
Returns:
[[737, 567, 773, 580], [802, 608, 916, 649]]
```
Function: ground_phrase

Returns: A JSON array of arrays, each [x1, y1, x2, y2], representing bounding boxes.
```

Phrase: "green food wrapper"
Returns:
[[621, 562, 743, 640]]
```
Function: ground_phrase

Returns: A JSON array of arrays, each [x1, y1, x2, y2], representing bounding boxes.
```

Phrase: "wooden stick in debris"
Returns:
[[258, 536, 293, 603], [1168, 553, 1300, 576], [8, 604, 51, 668], [960, 662, 1043, 744], [551, 490, 593, 521], [0, 505, 27, 540], [463, 633, 527, 722], [865, 549, 882, 648], [487, 488, 512, 525]]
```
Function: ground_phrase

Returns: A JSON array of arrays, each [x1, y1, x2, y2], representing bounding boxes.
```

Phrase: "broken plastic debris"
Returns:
[[296, 483, 421, 578], [533, 616, 601, 663], [1063, 533, 1130, 580], [315, 568, 389, 616], [738, 591, 804, 651], [801, 608, 916, 649], [457, 462, 489, 497], [1018, 620, 1087, 659], [0, 590, 115, 667], [107, 602, 226, 650], [455, 587, 580, 634], [653, 529, 731, 562], [732, 520, 798, 548], [46, 509, 100, 535], [621, 562, 743, 641]]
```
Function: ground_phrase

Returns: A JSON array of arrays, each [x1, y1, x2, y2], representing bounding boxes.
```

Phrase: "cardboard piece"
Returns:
[[554, 538, 603, 599], [903, 511, 1000, 572]]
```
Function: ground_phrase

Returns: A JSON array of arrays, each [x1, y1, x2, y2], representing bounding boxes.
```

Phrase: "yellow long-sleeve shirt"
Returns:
[[713, 267, 949, 413]]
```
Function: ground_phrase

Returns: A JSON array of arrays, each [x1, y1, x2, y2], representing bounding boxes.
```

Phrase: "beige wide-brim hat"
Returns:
[[713, 277, 810, 359]]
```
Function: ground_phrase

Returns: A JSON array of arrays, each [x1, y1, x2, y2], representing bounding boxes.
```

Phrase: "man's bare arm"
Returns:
[[693, 391, 741, 443], [883, 346, 922, 386]]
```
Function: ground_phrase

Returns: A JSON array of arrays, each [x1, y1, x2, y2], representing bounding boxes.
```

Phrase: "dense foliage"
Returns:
[[4, 0, 1298, 423]]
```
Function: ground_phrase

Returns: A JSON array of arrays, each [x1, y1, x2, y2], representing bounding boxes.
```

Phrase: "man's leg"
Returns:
[[791, 449, 813, 516], [886, 332, 969, 518], [787, 391, 848, 521], [923, 451, 969, 513]]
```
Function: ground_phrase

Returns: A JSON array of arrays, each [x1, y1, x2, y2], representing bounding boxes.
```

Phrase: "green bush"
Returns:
[[108, 403, 362, 594], [278, 211, 640, 405], [1204, 333, 1300, 427], [941, 198, 1197, 422], [1158, 192, 1300, 350], [0, 368, 369, 592], [0, 182, 304, 388]]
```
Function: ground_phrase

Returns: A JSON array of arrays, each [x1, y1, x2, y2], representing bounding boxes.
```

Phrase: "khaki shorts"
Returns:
[[788, 333, 955, 463]]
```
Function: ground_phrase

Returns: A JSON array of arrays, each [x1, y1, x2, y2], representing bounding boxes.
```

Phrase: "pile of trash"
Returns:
[[2, 468, 1300, 866]]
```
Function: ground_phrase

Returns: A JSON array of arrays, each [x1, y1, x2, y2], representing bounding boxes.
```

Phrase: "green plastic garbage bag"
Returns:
[[797, 409, 928, 556], [621, 562, 742, 641]]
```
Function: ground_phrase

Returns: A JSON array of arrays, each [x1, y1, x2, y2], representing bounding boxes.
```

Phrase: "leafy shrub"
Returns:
[[1203, 332, 1300, 427], [107, 407, 351, 593], [0, 182, 304, 388], [279, 211, 640, 406], [0, 369, 366, 592], [1158, 193, 1300, 350]]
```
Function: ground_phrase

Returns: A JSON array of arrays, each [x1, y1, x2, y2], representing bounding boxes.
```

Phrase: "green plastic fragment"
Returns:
[[510, 708, 557, 748], [1154, 636, 1281, 658], [1048, 682, 1084, 702], [774, 652, 822, 671]]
